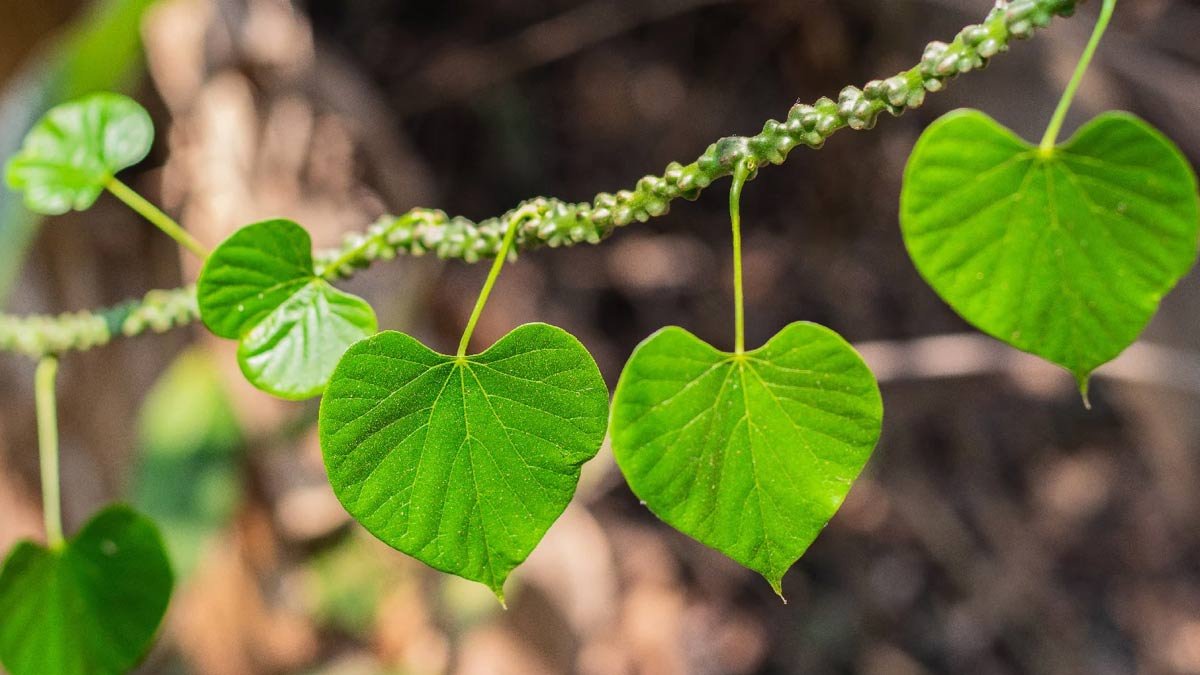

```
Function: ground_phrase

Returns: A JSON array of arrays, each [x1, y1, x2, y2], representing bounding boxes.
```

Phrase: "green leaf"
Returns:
[[318, 323, 609, 600], [0, 505, 173, 675], [901, 110, 1200, 387], [609, 322, 882, 595], [4, 92, 152, 215], [197, 219, 378, 400]]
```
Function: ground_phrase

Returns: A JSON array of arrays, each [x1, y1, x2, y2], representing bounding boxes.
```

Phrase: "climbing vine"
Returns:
[[2, 0, 1198, 672]]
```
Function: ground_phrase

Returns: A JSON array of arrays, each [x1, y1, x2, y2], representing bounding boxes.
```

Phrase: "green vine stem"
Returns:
[[729, 160, 754, 355], [106, 178, 211, 259], [36, 356, 64, 548], [1039, 0, 1115, 153], [0, 0, 1080, 358]]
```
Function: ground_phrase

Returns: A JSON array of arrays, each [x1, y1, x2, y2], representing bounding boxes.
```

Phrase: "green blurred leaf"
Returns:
[[0, 0, 158, 300], [305, 534, 399, 637], [54, 0, 159, 98], [0, 504, 173, 675], [5, 92, 153, 214], [901, 110, 1200, 387], [610, 322, 882, 594], [197, 219, 378, 400], [133, 348, 242, 578], [318, 324, 609, 600]]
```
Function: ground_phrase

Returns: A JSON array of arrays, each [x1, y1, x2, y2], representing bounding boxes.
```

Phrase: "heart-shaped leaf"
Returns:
[[0, 505, 173, 675], [610, 322, 883, 594], [318, 323, 609, 599], [197, 219, 378, 400], [901, 110, 1200, 388], [5, 93, 153, 215]]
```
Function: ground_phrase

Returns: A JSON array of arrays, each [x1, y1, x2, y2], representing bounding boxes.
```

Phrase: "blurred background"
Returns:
[[1, 0, 1200, 673]]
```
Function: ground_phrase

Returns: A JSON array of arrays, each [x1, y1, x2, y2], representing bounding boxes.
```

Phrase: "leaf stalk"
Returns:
[[730, 160, 753, 355], [36, 356, 64, 549], [456, 205, 537, 357], [1039, 0, 1117, 153], [106, 178, 210, 259]]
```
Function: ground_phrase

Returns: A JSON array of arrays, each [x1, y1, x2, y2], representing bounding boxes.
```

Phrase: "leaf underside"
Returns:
[[610, 322, 883, 594], [901, 110, 1200, 385], [5, 92, 153, 215], [319, 323, 610, 598], [197, 219, 377, 400], [0, 505, 173, 675]]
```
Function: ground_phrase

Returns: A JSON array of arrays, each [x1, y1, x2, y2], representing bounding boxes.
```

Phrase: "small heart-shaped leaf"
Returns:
[[610, 322, 883, 594], [197, 219, 378, 400], [318, 323, 609, 599], [5, 93, 153, 215], [901, 110, 1200, 387], [0, 505, 173, 675]]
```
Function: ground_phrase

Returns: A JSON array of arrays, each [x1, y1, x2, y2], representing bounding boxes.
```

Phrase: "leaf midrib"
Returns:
[[352, 358, 572, 587]]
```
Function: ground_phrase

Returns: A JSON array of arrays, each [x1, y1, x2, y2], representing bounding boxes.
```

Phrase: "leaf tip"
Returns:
[[485, 574, 509, 608], [766, 574, 786, 602], [1075, 372, 1092, 409]]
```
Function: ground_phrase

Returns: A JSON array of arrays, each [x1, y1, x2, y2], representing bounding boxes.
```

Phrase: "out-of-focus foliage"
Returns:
[[0, 0, 156, 300], [6, 92, 154, 214], [133, 348, 241, 578], [305, 534, 401, 637], [0, 505, 172, 675]]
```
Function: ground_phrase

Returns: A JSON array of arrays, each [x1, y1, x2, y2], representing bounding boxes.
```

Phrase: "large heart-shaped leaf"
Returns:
[[5, 93, 153, 215], [901, 110, 1200, 388], [197, 219, 378, 400], [318, 323, 609, 600], [610, 322, 883, 594], [0, 505, 173, 675]]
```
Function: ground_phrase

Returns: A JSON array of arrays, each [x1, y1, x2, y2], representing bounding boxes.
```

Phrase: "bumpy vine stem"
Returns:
[[0, 287, 198, 359], [0, 0, 1080, 358]]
